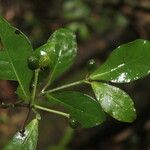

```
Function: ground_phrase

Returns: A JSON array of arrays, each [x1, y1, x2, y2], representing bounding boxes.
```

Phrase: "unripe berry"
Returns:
[[38, 50, 50, 68], [28, 56, 40, 70], [68, 116, 79, 129], [86, 59, 96, 71]]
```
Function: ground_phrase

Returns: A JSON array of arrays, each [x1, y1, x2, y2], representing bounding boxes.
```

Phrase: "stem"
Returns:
[[43, 80, 85, 94], [21, 107, 31, 130], [32, 108, 41, 120], [31, 69, 40, 104], [34, 105, 69, 118]]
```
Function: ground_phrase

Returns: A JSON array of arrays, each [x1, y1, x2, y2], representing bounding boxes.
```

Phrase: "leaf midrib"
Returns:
[[21, 120, 37, 150], [49, 48, 62, 83], [91, 55, 146, 79], [6, 50, 28, 99]]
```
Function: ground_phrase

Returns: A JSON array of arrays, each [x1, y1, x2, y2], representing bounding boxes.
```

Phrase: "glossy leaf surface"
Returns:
[[46, 92, 105, 128], [90, 39, 150, 83], [49, 28, 77, 83], [35, 28, 77, 85], [4, 119, 38, 150], [0, 51, 16, 80], [92, 82, 136, 122], [0, 17, 33, 100]]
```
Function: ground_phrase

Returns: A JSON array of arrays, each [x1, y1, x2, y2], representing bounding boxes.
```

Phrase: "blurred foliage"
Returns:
[[63, 0, 128, 41], [0, 113, 9, 124], [47, 127, 74, 150], [0, 0, 131, 45], [63, 0, 91, 20]]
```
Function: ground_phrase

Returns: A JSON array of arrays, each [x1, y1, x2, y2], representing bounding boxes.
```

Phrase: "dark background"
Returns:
[[0, 0, 150, 150]]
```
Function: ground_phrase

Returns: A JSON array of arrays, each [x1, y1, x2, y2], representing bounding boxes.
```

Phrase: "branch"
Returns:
[[0, 102, 30, 109]]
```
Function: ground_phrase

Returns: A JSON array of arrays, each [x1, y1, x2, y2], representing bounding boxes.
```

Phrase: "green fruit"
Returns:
[[28, 49, 51, 70], [38, 50, 50, 68], [68, 116, 79, 129], [28, 56, 40, 70], [86, 59, 96, 71]]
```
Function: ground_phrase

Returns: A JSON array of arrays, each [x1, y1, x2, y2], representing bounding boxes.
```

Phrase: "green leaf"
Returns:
[[35, 28, 77, 85], [92, 82, 136, 122], [48, 28, 77, 83], [0, 17, 33, 100], [90, 39, 150, 83], [0, 51, 16, 80], [46, 92, 105, 128], [4, 119, 38, 150]]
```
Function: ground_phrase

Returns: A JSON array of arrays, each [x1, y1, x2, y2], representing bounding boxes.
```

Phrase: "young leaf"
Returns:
[[0, 17, 33, 101], [4, 119, 38, 150], [46, 92, 105, 128], [90, 39, 150, 83], [35, 28, 77, 87], [92, 82, 136, 122]]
